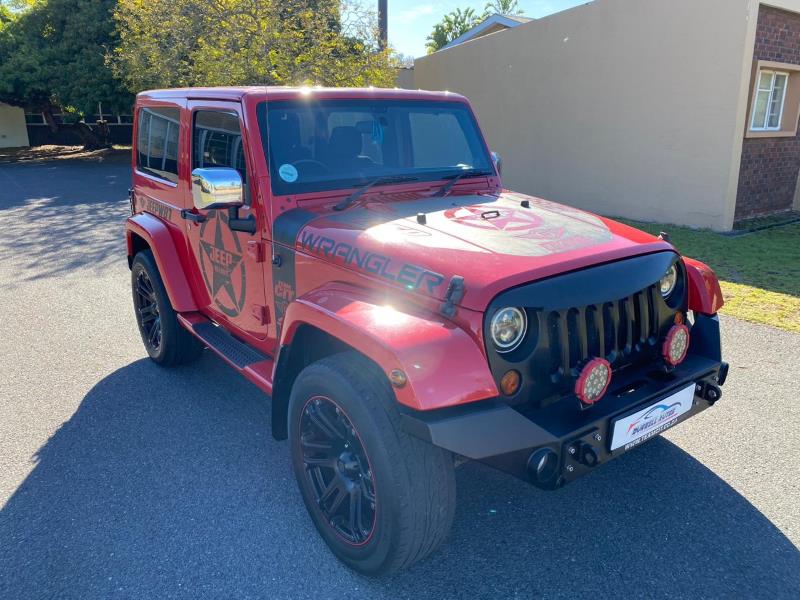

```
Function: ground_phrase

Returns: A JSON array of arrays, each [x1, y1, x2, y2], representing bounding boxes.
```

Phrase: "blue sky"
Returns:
[[388, 0, 589, 58]]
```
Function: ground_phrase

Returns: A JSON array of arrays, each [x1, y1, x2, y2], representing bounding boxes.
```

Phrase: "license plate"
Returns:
[[610, 384, 695, 451]]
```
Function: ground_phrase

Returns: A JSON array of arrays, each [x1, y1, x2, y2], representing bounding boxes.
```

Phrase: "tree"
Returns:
[[394, 53, 415, 68], [484, 0, 524, 16], [112, 0, 398, 91], [0, 0, 133, 148], [425, 7, 483, 54]]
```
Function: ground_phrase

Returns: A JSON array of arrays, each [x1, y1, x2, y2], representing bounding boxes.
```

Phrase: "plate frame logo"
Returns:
[[610, 385, 695, 451]]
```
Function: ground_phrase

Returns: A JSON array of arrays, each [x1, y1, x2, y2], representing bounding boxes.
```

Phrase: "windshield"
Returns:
[[257, 99, 493, 196]]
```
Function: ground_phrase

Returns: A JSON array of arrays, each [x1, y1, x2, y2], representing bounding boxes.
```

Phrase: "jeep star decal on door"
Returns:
[[199, 210, 247, 317]]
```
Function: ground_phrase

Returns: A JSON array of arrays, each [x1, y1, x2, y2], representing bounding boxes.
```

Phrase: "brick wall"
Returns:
[[735, 5, 800, 221]]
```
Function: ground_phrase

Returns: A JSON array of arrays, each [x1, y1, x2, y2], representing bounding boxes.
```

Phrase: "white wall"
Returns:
[[414, 0, 761, 230], [0, 103, 29, 149]]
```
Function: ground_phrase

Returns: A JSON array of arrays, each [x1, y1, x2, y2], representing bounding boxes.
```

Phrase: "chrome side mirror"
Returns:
[[191, 167, 243, 210], [491, 151, 503, 176]]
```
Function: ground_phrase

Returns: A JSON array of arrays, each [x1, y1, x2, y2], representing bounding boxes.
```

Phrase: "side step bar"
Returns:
[[177, 313, 275, 395], [191, 320, 268, 368]]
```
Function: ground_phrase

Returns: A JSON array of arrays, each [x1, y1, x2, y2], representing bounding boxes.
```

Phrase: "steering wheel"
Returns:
[[292, 159, 330, 175]]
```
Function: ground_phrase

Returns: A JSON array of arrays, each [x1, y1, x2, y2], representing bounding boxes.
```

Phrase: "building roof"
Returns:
[[504, 14, 534, 24], [442, 13, 534, 50]]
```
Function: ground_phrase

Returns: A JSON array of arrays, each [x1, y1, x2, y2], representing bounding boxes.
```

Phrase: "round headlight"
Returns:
[[659, 265, 678, 298], [490, 307, 527, 353]]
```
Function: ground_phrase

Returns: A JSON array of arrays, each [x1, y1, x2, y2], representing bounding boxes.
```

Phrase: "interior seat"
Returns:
[[325, 126, 375, 170]]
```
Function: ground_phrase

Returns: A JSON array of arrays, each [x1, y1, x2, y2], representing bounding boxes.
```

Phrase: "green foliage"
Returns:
[[112, 0, 398, 90], [0, 0, 397, 128], [425, 1, 526, 54], [425, 7, 484, 53], [0, 0, 131, 114], [621, 218, 800, 332], [484, 0, 523, 16]]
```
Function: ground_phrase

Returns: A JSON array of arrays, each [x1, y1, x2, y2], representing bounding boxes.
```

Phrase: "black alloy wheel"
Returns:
[[288, 352, 456, 575], [134, 269, 162, 352], [130, 249, 203, 366], [299, 395, 377, 545]]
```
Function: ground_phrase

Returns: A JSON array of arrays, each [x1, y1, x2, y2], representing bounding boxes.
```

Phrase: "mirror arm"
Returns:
[[180, 209, 206, 224], [227, 206, 257, 234]]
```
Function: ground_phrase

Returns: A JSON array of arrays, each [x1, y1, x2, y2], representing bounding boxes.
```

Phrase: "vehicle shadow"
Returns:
[[0, 160, 130, 283], [1, 357, 798, 599]]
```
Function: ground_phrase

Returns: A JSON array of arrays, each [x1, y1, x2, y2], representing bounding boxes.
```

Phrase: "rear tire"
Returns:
[[131, 250, 203, 366], [288, 352, 456, 576]]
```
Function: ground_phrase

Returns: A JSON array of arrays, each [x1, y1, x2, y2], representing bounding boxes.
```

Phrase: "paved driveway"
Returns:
[[1, 159, 798, 599]]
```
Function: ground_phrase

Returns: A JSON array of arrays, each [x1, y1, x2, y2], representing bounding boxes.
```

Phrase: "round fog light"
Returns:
[[528, 448, 559, 483], [663, 324, 690, 366], [575, 358, 612, 405]]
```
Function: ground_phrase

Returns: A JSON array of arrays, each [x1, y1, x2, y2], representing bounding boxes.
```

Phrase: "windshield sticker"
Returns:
[[278, 163, 298, 183]]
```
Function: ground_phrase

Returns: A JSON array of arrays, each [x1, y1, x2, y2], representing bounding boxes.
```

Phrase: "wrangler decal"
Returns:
[[299, 232, 445, 294]]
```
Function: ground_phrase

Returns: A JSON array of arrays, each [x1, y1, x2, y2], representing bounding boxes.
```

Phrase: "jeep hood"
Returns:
[[280, 191, 673, 311]]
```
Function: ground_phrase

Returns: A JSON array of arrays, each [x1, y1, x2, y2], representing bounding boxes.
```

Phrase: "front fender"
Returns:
[[684, 257, 724, 315], [279, 284, 499, 411], [126, 213, 198, 313]]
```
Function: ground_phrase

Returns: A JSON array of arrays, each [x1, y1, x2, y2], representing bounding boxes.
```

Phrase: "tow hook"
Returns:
[[567, 441, 599, 468], [705, 384, 722, 405], [578, 443, 599, 468]]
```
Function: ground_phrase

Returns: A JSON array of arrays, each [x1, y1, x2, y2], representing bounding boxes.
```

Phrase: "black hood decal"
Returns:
[[271, 208, 319, 338]]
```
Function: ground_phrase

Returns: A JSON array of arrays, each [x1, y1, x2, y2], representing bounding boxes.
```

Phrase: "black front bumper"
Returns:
[[402, 314, 728, 489]]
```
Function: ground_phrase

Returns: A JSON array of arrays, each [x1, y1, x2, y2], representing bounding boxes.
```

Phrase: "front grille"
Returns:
[[484, 252, 682, 408], [543, 284, 661, 382]]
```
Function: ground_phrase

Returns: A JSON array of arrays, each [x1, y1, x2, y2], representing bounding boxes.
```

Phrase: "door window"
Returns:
[[193, 110, 248, 184]]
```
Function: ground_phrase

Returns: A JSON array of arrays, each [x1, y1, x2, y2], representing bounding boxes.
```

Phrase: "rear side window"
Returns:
[[136, 107, 180, 183], [192, 111, 247, 183]]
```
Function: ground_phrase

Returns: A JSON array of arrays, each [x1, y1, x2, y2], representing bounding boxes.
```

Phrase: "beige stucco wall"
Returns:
[[0, 103, 29, 148], [414, 0, 767, 230], [395, 67, 415, 90]]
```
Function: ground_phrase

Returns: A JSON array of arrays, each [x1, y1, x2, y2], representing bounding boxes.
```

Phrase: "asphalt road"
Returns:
[[1, 158, 799, 599]]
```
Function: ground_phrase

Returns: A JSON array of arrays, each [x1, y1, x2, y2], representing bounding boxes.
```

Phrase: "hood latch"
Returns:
[[440, 275, 465, 318]]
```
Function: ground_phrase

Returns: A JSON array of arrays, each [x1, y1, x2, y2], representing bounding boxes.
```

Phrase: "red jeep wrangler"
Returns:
[[126, 87, 728, 575]]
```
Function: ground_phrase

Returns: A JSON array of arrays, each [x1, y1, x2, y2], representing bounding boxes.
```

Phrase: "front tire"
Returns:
[[288, 352, 456, 576], [131, 250, 203, 366]]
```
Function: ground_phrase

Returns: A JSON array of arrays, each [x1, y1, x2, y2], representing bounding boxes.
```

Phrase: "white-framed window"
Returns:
[[751, 69, 789, 131]]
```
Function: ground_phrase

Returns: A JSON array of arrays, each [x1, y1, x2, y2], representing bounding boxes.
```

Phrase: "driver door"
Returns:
[[183, 100, 269, 341]]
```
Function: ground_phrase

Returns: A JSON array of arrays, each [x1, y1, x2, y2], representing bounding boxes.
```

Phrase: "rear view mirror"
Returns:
[[191, 168, 243, 210], [491, 152, 503, 176]]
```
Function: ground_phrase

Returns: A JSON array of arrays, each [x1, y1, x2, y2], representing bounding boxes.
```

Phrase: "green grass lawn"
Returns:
[[620, 218, 800, 333]]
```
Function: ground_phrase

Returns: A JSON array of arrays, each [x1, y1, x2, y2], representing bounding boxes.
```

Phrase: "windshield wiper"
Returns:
[[333, 175, 419, 211], [435, 168, 494, 198]]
